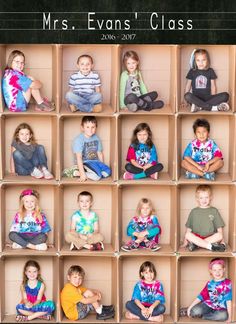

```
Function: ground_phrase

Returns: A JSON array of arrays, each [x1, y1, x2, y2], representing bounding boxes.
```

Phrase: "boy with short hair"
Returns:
[[71, 116, 111, 182], [181, 118, 224, 180], [65, 54, 103, 113], [60, 265, 114, 321], [182, 185, 226, 252]]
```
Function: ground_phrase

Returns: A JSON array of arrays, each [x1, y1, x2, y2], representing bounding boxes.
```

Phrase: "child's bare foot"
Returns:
[[39, 314, 52, 320], [16, 315, 29, 322], [150, 172, 158, 180], [149, 314, 164, 322], [125, 311, 140, 320], [93, 104, 103, 112]]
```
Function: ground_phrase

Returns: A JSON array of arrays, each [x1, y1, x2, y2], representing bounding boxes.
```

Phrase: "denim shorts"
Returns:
[[77, 302, 94, 319]]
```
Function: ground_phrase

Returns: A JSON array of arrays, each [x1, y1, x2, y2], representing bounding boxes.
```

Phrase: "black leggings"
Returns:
[[184, 92, 229, 111], [125, 163, 163, 176], [124, 91, 163, 110]]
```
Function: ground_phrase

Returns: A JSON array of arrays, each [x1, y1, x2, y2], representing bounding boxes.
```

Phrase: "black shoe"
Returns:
[[102, 305, 115, 312], [96, 308, 115, 320], [211, 243, 226, 252], [188, 242, 199, 252]]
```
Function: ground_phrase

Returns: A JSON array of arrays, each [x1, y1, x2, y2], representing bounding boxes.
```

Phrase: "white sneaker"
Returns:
[[12, 242, 23, 249], [31, 167, 44, 179], [35, 243, 48, 251], [42, 167, 54, 180]]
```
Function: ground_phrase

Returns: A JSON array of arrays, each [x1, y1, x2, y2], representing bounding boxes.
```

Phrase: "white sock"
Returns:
[[96, 305, 103, 314], [211, 105, 218, 111], [207, 243, 212, 250]]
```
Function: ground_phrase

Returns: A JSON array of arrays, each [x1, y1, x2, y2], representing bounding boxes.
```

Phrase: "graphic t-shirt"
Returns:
[[71, 210, 98, 234], [10, 212, 51, 235], [183, 138, 223, 165], [126, 143, 158, 166], [185, 207, 225, 237], [125, 73, 142, 97], [198, 278, 232, 310], [2, 68, 32, 111], [72, 133, 102, 163], [186, 68, 217, 99], [132, 280, 165, 307]]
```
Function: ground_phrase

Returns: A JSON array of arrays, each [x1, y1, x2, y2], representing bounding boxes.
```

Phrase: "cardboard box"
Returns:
[[177, 45, 236, 113], [118, 45, 177, 114], [59, 45, 118, 115]]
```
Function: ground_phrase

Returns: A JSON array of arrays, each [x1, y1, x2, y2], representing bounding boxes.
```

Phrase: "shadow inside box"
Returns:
[[3, 174, 57, 183], [119, 244, 174, 255], [178, 173, 232, 183], [60, 102, 115, 115], [60, 176, 114, 183], [177, 246, 232, 256], [3, 244, 58, 255], [119, 104, 174, 115], [3, 314, 57, 323], [178, 104, 233, 115], [60, 243, 115, 255], [61, 313, 116, 323], [120, 172, 173, 183], [120, 313, 174, 323], [177, 316, 215, 323], [3, 103, 57, 115]]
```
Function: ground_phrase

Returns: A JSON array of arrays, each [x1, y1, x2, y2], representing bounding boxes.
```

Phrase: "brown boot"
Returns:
[[93, 104, 103, 112]]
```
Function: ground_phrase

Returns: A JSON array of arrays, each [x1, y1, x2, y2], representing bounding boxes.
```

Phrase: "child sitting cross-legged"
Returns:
[[182, 185, 226, 252]]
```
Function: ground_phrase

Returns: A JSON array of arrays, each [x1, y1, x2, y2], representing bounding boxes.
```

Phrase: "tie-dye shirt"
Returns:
[[183, 138, 223, 165], [198, 278, 232, 310], [127, 215, 161, 243], [71, 210, 98, 234], [126, 143, 158, 166], [10, 212, 51, 235], [2, 68, 32, 111], [132, 280, 165, 307]]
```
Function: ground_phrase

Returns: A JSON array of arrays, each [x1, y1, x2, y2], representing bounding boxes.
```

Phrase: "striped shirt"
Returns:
[[69, 71, 101, 94]]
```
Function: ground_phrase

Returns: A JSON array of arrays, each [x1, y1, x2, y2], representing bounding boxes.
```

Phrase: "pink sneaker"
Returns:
[[123, 171, 134, 180], [150, 172, 158, 180]]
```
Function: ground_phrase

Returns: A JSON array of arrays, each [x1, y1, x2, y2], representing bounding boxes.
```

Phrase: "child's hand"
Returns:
[[202, 162, 210, 172], [141, 307, 150, 319], [148, 306, 154, 316], [79, 234, 88, 240], [25, 301, 33, 308], [187, 306, 191, 317], [181, 239, 188, 248], [79, 173, 87, 182]]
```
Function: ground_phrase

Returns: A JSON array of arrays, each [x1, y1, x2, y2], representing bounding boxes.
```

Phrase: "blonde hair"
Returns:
[[13, 123, 36, 144], [6, 50, 25, 70], [136, 198, 155, 216], [22, 260, 44, 286], [195, 185, 212, 197], [123, 50, 140, 72], [19, 189, 42, 222]]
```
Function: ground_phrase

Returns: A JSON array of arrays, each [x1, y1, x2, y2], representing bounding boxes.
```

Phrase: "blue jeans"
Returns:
[[13, 145, 48, 175], [65, 91, 102, 112], [84, 160, 111, 179], [9, 232, 47, 248], [190, 303, 228, 321], [126, 300, 165, 321]]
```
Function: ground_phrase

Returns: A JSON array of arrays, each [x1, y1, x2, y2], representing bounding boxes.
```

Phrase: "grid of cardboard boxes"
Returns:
[[0, 44, 236, 323]]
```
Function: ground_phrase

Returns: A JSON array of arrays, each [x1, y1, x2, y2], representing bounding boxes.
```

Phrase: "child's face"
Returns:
[[11, 55, 25, 72], [196, 191, 211, 208], [68, 272, 83, 287], [195, 53, 208, 70], [141, 268, 154, 283], [25, 266, 38, 281], [126, 57, 138, 74], [82, 121, 97, 138], [140, 203, 152, 217], [77, 57, 93, 76], [210, 264, 225, 281], [23, 195, 36, 212], [195, 126, 209, 143], [137, 129, 148, 144], [18, 128, 31, 144], [78, 195, 92, 211]]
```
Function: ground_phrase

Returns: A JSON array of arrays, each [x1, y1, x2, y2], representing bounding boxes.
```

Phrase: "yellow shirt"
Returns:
[[61, 282, 87, 320]]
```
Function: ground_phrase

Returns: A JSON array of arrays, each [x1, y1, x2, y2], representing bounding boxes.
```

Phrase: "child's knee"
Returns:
[[83, 289, 95, 298], [190, 305, 203, 318]]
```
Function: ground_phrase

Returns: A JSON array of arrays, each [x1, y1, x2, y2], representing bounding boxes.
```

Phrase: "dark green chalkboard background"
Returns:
[[0, 0, 235, 44]]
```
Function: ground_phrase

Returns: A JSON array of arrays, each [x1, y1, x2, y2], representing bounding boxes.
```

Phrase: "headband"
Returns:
[[209, 259, 225, 269], [20, 189, 37, 199]]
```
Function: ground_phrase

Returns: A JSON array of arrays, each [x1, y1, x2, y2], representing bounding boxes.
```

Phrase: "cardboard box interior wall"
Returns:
[[176, 45, 236, 113], [118, 45, 177, 114], [60, 45, 118, 115], [1, 256, 59, 323], [58, 184, 118, 253], [0, 45, 57, 113], [1, 183, 59, 252]]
